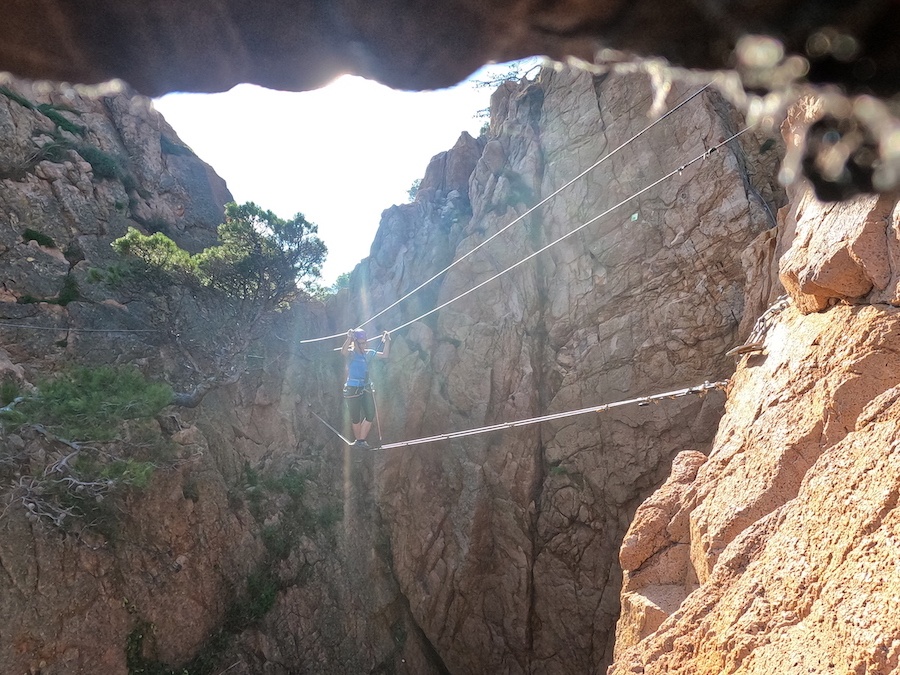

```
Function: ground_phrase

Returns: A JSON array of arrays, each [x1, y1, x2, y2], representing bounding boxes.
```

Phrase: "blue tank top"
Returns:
[[346, 349, 375, 386]]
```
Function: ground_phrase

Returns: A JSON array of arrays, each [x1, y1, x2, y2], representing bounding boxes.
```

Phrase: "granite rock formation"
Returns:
[[0, 78, 427, 675], [0, 64, 787, 674], [610, 98, 900, 674], [0, 79, 227, 378], [337, 64, 782, 673]]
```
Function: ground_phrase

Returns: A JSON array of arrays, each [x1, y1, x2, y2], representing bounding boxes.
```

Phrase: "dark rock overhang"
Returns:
[[3, 0, 898, 201]]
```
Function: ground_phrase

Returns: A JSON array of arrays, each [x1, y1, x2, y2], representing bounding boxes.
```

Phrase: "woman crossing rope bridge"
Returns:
[[341, 328, 390, 449], [302, 82, 749, 455]]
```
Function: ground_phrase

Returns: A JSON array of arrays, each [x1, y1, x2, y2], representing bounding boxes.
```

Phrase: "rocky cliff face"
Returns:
[[0, 78, 429, 675], [609, 99, 900, 673], [338, 66, 782, 672], [0, 65, 786, 674], [0, 77, 229, 378]]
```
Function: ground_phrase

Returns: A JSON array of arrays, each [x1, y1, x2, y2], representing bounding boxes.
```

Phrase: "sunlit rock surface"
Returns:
[[343, 65, 782, 673], [609, 106, 900, 673], [0, 64, 786, 673]]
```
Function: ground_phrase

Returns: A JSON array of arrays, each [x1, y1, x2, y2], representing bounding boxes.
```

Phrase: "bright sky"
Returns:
[[153, 62, 536, 285]]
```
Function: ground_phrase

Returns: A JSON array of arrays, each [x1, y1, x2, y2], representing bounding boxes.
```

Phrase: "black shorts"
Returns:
[[344, 385, 375, 423]]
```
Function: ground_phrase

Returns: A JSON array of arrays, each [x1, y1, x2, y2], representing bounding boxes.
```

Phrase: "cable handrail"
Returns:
[[0, 322, 159, 333], [306, 380, 728, 450], [383, 126, 753, 336], [298, 83, 712, 344]]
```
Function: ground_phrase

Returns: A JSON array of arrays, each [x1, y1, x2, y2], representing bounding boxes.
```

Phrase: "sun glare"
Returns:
[[153, 60, 540, 284]]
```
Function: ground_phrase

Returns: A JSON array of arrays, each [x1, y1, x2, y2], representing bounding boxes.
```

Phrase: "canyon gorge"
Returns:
[[1, 57, 899, 675]]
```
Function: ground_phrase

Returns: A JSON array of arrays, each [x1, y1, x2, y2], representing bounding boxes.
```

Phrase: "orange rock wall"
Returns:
[[610, 108, 900, 673]]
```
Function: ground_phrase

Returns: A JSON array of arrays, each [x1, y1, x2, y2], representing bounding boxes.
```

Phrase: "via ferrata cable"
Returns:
[[382, 126, 753, 336], [298, 82, 712, 345], [309, 380, 728, 451]]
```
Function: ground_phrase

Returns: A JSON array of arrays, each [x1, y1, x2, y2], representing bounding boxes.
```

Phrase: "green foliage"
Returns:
[[112, 201, 327, 307], [76, 144, 127, 181], [315, 503, 343, 531], [202, 202, 327, 301], [99, 458, 156, 489], [55, 479, 126, 539], [261, 522, 292, 560], [407, 178, 421, 202], [125, 567, 279, 675], [331, 272, 351, 292], [499, 169, 534, 208], [36, 103, 85, 136], [245, 464, 342, 558], [2, 368, 173, 537], [103, 201, 326, 394], [6, 425, 171, 537], [0, 378, 19, 407], [0, 85, 85, 135], [22, 228, 57, 248], [56, 275, 80, 305], [471, 58, 544, 90], [34, 140, 71, 163], [87, 262, 128, 287], [310, 271, 351, 300], [112, 230, 195, 277], [14, 275, 80, 306], [243, 462, 260, 488], [122, 173, 142, 195], [16, 365, 172, 441], [263, 467, 307, 500], [67, 142, 140, 192], [126, 622, 190, 675], [122, 463, 340, 674], [0, 85, 35, 109], [182, 477, 199, 502], [228, 568, 279, 626]]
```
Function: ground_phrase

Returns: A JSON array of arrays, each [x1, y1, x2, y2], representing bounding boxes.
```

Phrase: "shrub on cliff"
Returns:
[[112, 201, 326, 309], [104, 201, 327, 405], [12, 365, 172, 441], [0, 365, 176, 534]]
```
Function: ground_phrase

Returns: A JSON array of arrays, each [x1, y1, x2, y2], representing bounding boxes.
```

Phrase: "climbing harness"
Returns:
[[340, 329, 387, 447], [310, 380, 728, 451]]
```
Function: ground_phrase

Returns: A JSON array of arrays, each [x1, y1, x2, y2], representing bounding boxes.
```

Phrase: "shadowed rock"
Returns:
[[1, 0, 898, 99]]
